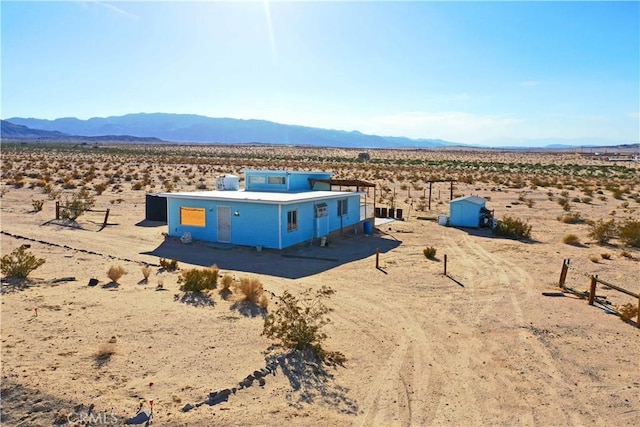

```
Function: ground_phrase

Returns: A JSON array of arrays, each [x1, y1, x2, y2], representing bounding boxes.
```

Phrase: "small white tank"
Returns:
[[216, 174, 239, 191]]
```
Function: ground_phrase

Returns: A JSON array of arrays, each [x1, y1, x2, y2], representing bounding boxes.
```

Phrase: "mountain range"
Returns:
[[3, 113, 638, 150], [1, 119, 163, 143], [4, 113, 457, 148]]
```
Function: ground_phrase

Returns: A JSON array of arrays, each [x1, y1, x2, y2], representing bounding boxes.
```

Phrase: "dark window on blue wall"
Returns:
[[268, 176, 285, 185], [337, 199, 348, 216], [287, 210, 298, 231]]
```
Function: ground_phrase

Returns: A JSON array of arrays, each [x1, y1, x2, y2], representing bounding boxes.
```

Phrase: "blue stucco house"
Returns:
[[160, 170, 374, 249], [449, 195, 491, 228]]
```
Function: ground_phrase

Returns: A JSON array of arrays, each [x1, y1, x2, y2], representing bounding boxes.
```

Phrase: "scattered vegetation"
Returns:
[[31, 199, 44, 212], [562, 234, 581, 245], [617, 303, 639, 322], [589, 255, 600, 263], [237, 277, 269, 308], [94, 342, 116, 365], [106, 265, 126, 283], [618, 219, 640, 248], [178, 265, 218, 293], [423, 246, 437, 260], [493, 216, 532, 240], [588, 218, 617, 245], [0, 246, 46, 279], [600, 253, 612, 260], [159, 258, 179, 271], [141, 265, 152, 282], [263, 286, 346, 366], [60, 188, 95, 220]]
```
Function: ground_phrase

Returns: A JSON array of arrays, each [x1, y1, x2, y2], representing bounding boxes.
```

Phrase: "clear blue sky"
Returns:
[[2, 1, 638, 145]]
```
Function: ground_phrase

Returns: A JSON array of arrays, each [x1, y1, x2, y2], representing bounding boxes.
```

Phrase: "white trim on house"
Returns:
[[159, 190, 359, 205]]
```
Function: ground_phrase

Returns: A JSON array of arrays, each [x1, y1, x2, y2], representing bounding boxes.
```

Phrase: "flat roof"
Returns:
[[242, 169, 332, 175], [450, 195, 487, 204], [158, 190, 359, 205]]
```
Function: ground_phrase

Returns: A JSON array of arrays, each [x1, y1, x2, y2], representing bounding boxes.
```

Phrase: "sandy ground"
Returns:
[[1, 147, 639, 426]]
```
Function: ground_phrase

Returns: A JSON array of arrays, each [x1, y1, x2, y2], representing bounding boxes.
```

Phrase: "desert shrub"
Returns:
[[617, 303, 639, 321], [587, 218, 617, 245], [562, 234, 580, 245], [0, 247, 45, 278], [107, 265, 126, 283], [558, 212, 582, 224], [620, 250, 633, 259], [94, 182, 108, 195], [262, 286, 346, 366], [493, 216, 532, 240], [60, 188, 95, 220], [159, 258, 179, 271], [220, 274, 234, 291], [178, 265, 218, 293], [525, 198, 535, 208], [589, 255, 600, 263], [600, 253, 611, 260], [238, 277, 269, 308], [94, 343, 116, 364], [423, 246, 437, 260], [581, 196, 592, 204], [31, 199, 44, 212], [141, 265, 152, 281], [617, 219, 640, 248]]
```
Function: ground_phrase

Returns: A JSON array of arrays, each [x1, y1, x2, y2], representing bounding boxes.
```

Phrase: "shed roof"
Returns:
[[450, 195, 487, 205], [158, 190, 357, 205]]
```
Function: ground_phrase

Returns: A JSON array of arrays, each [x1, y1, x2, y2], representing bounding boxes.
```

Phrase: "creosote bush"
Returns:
[[588, 218, 616, 245], [178, 264, 218, 293], [1, 247, 46, 279], [262, 286, 346, 366], [618, 219, 640, 248], [60, 188, 95, 220], [493, 216, 532, 240], [159, 258, 179, 271], [107, 265, 126, 283], [423, 246, 437, 260]]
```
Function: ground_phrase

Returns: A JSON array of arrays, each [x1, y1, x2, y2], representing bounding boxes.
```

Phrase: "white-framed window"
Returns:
[[287, 210, 298, 231], [337, 199, 348, 216], [268, 176, 286, 185]]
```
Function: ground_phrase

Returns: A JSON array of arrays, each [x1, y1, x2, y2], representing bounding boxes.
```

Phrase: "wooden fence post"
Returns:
[[55, 201, 60, 220], [558, 259, 570, 289], [588, 275, 597, 306], [102, 209, 110, 228], [375, 248, 380, 269], [444, 254, 448, 276]]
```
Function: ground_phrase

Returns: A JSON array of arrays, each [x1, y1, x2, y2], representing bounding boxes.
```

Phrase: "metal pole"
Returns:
[[444, 254, 447, 275], [375, 248, 380, 269], [56, 201, 60, 220], [428, 182, 432, 210]]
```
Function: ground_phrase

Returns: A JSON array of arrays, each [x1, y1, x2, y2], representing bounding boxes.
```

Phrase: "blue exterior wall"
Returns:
[[244, 170, 331, 192], [167, 198, 280, 248], [166, 192, 362, 249], [288, 172, 331, 191], [449, 200, 485, 227]]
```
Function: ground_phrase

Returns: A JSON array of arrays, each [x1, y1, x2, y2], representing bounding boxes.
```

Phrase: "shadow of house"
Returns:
[[141, 233, 401, 280]]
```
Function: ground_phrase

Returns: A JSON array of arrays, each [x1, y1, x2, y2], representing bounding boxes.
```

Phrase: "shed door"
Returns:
[[217, 206, 231, 242]]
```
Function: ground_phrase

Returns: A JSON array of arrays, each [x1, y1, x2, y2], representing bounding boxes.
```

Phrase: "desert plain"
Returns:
[[1, 143, 639, 426]]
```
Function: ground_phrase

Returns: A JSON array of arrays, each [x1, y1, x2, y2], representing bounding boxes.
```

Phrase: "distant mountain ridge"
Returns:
[[5, 113, 458, 148], [0, 120, 164, 142]]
